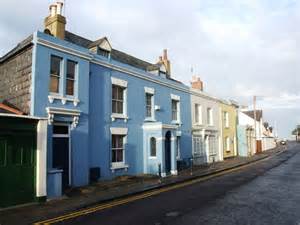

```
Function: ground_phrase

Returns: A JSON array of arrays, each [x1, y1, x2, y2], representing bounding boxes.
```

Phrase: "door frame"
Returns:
[[52, 123, 71, 186]]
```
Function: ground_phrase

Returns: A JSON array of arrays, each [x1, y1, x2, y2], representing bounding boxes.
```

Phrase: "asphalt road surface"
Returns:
[[57, 142, 300, 225]]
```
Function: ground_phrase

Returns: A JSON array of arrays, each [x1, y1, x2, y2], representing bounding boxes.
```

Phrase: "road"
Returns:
[[55, 142, 300, 225]]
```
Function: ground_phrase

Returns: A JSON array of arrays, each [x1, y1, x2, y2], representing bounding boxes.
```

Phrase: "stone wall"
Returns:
[[0, 46, 33, 114]]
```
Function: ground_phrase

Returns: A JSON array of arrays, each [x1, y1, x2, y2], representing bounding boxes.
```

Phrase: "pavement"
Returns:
[[0, 144, 289, 225]]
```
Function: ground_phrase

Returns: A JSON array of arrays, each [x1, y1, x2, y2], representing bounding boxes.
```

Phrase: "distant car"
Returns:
[[280, 140, 287, 145]]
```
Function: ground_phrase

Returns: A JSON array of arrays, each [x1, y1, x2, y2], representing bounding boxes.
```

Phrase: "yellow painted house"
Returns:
[[219, 101, 238, 159]]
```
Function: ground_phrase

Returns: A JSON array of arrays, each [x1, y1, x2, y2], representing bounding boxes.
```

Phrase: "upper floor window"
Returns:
[[224, 111, 229, 128], [145, 93, 153, 118], [49, 55, 62, 93], [195, 104, 202, 124], [150, 137, 156, 157], [172, 99, 179, 121], [66, 60, 77, 96], [207, 107, 213, 126], [112, 85, 125, 114]]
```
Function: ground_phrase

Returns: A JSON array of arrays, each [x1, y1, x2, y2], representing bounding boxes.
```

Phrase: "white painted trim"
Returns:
[[142, 123, 178, 130], [46, 107, 81, 116], [48, 95, 80, 106], [110, 127, 128, 135], [36, 120, 48, 197], [171, 170, 178, 175], [111, 77, 128, 87], [111, 113, 129, 122], [144, 87, 155, 94], [170, 94, 180, 101], [110, 163, 129, 171], [0, 113, 46, 120]]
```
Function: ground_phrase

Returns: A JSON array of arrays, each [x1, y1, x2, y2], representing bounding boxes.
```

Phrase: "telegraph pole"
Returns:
[[253, 95, 257, 154]]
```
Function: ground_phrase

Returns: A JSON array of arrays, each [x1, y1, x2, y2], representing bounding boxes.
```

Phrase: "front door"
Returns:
[[165, 131, 171, 174], [0, 133, 36, 207], [52, 125, 70, 191]]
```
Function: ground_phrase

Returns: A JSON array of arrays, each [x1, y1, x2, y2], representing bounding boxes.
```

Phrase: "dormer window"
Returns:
[[88, 37, 112, 58], [98, 48, 110, 58]]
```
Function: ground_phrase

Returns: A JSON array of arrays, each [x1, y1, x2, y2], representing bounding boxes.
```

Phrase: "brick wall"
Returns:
[[0, 47, 33, 114]]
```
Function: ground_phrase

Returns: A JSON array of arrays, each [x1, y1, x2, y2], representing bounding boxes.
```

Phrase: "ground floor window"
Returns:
[[112, 135, 125, 164], [150, 137, 156, 157], [193, 136, 205, 156], [208, 135, 217, 156]]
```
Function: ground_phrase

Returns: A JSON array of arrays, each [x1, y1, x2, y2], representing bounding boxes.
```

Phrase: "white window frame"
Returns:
[[110, 127, 129, 170], [145, 87, 155, 121], [111, 77, 128, 121], [65, 59, 77, 98], [149, 137, 157, 159], [171, 94, 181, 124], [193, 136, 204, 156], [225, 136, 230, 151], [49, 55, 63, 95], [195, 104, 202, 125], [224, 111, 229, 128], [207, 107, 213, 126]]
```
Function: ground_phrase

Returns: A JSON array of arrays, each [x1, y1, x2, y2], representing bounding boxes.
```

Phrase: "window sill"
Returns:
[[110, 164, 129, 172], [171, 120, 182, 125], [111, 114, 129, 122], [149, 156, 157, 159], [48, 95, 80, 106], [144, 118, 156, 122]]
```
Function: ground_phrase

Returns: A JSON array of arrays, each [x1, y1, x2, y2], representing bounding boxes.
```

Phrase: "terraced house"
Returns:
[[190, 76, 222, 165], [0, 2, 193, 198], [219, 100, 238, 159]]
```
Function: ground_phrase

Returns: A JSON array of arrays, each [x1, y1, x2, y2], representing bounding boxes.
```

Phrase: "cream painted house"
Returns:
[[190, 77, 222, 165]]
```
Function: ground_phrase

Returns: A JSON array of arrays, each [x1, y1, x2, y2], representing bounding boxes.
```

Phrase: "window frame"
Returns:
[[111, 134, 126, 167], [49, 55, 63, 94], [111, 77, 128, 120], [224, 111, 229, 128], [149, 137, 157, 158], [207, 107, 213, 126], [65, 59, 77, 97], [225, 136, 230, 151], [195, 104, 202, 125]]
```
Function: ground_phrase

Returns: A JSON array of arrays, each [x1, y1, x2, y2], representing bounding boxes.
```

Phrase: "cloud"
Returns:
[[0, 0, 299, 137]]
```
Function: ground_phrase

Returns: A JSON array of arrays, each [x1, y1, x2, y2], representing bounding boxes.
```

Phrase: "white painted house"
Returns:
[[190, 77, 222, 165]]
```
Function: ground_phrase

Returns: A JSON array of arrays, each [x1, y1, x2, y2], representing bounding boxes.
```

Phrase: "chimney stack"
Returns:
[[191, 76, 204, 91], [157, 49, 171, 77], [44, 1, 66, 40]]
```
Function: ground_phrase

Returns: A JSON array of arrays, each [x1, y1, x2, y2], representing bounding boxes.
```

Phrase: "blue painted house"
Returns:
[[0, 2, 192, 197]]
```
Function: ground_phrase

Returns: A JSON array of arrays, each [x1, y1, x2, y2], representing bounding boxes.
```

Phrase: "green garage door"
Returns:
[[0, 132, 36, 208]]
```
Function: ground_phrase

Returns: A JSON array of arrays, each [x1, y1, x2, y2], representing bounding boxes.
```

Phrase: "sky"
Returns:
[[0, 0, 299, 138]]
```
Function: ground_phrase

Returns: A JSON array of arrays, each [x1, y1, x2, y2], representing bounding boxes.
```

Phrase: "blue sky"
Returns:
[[0, 0, 299, 137]]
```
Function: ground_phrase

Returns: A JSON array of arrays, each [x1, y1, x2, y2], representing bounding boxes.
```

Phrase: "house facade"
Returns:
[[219, 101, 238, 159], [190, 77, 221, 164], [0, 3, 192, 197], [238, 111, 256, 156]]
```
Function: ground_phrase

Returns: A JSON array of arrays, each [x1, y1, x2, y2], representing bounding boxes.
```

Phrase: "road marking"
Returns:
[[34, 154, 276, 224]]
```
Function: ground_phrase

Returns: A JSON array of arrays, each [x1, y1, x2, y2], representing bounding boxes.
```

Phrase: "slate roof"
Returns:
[[65, 31, 155, 71], [1, 31, 182, 83], [243, 110, 263, 121]]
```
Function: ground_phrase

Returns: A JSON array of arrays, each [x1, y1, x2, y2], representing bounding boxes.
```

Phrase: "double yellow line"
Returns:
[[34, 156, 271, 224]]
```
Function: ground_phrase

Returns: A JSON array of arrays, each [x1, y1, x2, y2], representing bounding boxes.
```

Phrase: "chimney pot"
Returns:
[[56, 1, 64, 15], [50, 4, 57, 17]]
